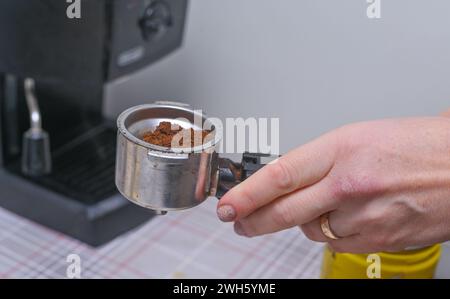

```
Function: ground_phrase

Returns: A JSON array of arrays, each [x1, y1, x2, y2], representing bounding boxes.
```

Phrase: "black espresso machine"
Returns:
[[0, 0, 188, 246]]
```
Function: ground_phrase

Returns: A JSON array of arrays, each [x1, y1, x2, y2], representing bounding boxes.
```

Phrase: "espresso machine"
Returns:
[[0, 0, 188, 246]]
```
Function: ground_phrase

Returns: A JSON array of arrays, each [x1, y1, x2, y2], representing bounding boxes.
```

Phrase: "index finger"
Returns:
[[217, 133, 338, 222]]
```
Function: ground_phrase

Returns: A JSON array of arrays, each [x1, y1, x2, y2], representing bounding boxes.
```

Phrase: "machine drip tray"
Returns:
[[23, 125, 118, 204], [0, 123, 155, 247]]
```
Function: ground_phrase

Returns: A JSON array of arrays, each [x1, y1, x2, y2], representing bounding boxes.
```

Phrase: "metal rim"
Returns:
[[117, 103, 222, 154]]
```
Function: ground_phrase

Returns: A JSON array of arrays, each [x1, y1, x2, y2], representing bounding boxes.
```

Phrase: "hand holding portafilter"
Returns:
[[115, 103, 274, 214]]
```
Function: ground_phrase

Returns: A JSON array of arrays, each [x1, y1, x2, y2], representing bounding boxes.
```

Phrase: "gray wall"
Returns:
[[105, 0, 450, 153]]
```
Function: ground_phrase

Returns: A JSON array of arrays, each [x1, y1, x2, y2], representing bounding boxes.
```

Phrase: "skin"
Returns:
[[441, 108, 450, 118], [217, 112, 450, 254]]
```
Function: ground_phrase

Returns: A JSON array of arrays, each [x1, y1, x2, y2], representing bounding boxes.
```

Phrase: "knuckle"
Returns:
[[238, 219, 257, 237], [271, 201, 296, 228], [330, 172, 383, 201], [362, 209, 384, 227], [361, 212, 402, 252], [240, 187, 259, 213], [330, 176, 354, 200], [300, 224, 325, 242], [267, 160, 296, 191]]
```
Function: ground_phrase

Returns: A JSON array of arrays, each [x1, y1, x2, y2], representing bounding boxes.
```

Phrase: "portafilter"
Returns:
[[115, 102, 273, 214]]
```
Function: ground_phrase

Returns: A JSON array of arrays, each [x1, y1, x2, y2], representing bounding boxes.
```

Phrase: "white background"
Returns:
[[106, 0, 450, 153]]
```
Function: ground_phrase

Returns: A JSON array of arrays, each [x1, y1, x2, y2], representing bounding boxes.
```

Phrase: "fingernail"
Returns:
[[234, 222, 247, 237], [217, 205, 236, 222]]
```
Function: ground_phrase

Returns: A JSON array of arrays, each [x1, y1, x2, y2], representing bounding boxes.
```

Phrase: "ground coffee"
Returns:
[[142, 121, 211, 148]]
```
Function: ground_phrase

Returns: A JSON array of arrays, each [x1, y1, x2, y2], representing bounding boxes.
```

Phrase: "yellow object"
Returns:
[[320, 244, 441, 279]]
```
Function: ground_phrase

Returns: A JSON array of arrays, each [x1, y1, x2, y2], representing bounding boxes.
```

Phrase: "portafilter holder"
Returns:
[[115, 102, 270, 214]]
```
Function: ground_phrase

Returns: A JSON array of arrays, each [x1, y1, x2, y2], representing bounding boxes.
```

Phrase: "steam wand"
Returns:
[[21, 78, 52, 176]]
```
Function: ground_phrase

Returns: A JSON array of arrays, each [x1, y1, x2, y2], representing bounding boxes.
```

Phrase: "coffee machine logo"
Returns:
[[66, 0, 81, 19]]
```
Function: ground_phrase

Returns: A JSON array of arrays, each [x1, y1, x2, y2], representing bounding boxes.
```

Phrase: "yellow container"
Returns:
[[320, 244, 441, 279]]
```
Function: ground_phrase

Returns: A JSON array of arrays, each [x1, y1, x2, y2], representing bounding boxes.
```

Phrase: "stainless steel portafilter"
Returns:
[[115, 102, 273, 214]]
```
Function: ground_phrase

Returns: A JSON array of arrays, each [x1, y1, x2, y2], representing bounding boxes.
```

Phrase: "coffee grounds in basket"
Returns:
[[142, 121, 211, 148]]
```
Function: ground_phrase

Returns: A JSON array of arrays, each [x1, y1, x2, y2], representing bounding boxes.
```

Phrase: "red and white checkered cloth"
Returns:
[[0, 198, 322, 279]]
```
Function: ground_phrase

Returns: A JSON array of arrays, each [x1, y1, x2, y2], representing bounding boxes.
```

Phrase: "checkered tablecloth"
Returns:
[[0, 198, 323, 279]]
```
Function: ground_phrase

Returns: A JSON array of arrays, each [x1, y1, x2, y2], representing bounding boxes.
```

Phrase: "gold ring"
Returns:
[[320, 213, 341, 240]]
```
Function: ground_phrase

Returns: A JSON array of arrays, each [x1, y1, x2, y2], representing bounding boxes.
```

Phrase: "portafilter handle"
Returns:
[[215, 152, 278, 199]]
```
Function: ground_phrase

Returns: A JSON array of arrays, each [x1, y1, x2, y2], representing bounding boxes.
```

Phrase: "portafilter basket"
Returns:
[[115, 102, 270, 214]]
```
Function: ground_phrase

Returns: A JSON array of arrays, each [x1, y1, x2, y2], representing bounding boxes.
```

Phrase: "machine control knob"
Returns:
[[139, 1, 173, 41]]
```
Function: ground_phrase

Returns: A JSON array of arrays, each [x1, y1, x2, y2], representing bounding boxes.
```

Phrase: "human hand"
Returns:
[[217, 117, 450, 253], [440, 108, 450, 118]]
